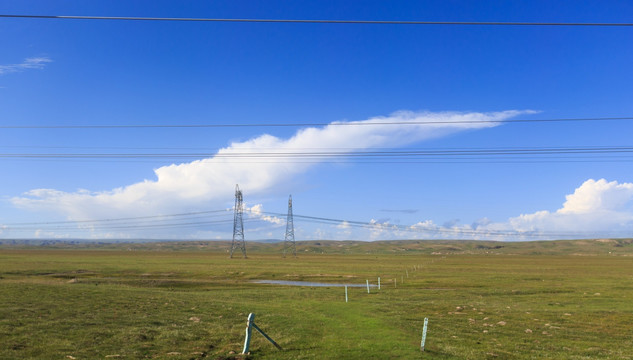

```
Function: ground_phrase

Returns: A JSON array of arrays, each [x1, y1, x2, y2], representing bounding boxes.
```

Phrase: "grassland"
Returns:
[[1, 239, 632, 359]]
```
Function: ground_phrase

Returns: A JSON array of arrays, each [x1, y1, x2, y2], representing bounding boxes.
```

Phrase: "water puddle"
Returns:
[[252, 280, 377, 288]]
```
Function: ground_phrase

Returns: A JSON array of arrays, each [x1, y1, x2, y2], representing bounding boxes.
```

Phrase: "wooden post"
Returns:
[[242, 313, 254, 354]]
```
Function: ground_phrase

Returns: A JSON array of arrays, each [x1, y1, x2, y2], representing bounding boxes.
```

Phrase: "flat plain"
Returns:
[[1, 239, 632, 359]]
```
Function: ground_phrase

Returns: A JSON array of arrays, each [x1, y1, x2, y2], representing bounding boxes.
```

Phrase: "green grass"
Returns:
[[1, 244, 632, 359]]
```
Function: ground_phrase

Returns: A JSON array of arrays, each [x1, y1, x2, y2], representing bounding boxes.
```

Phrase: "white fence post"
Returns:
[[421, 317, 429, 351], [366, 279, 370, 294], [242, 313, 254, 354], [345, 285, 348, 303], [241, 313, 282, 354], [378, 277, 381, 290]]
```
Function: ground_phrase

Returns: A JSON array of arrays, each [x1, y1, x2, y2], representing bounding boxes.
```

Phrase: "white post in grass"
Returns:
[[406, 269, 409, 278], [242, 313, 254, 354], [378, 277, 381, 290], [394, 278, 397, 288], [420, 317, 429, 351], [366, 279, 370, 294], [242, 313, 282, 354], [345, 286, 348, 303]]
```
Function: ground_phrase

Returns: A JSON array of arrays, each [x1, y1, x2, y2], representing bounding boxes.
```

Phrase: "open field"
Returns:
[[3, 238, 633, 256], [1, 240, 632, 359]]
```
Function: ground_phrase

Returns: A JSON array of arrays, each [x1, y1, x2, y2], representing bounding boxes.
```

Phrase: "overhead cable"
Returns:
[[256, 211, 627, 238], [2, 207, 627, 239], [1, 14, 632, 27], [2, 209, 230, 226], [2, 146, 633, 161], [2, 117, 633, 129]]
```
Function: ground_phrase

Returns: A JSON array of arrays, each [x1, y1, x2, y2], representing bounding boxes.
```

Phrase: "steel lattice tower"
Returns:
[[230, 184, 247, 258], [283, 195, 296, 258]]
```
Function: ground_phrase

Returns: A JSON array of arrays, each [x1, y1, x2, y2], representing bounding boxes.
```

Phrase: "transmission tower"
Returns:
[[230, 184, 247, 258], [283, 195, 296, 258]]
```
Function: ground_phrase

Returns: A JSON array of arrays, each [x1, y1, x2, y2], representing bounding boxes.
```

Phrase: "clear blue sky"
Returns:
[[1, 1, 632, 241]]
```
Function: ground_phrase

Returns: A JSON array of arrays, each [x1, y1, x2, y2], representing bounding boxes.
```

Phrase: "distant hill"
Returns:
[[1, 238, 632, 256]]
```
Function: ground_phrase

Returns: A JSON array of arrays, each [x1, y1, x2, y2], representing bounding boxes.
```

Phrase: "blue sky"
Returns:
[[1, 1, 632, 241]]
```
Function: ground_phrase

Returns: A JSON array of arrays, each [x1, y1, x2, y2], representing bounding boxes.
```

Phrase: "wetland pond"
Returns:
[[252, 280, 377, 288]]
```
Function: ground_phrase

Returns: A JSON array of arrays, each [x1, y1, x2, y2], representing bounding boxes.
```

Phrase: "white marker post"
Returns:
[[366, 279, 370, 294], [345, 286, 348, 303], [406, 270, 409, 278], [242, 313, 282, 354], [394, 278, 397, 288], [242, 313, 254, 354], [421, 318, 429, 351], [378, 277, 381, 290]]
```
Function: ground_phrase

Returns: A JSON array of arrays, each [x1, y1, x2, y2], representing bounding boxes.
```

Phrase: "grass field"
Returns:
[[1, 240, 632, 359]]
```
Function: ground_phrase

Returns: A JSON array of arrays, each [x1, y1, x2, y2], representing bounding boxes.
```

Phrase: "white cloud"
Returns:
[[392, 178, 633, 240], [411, 220, 438, 230], [13, 110, 528, 226], [502, 179, 633, 236], [248, 204, 284, 225], [321, 179, 633, 241], [0, 57, 52, 75], [335, 221, 353, 238], [558, 179, 633, 214]]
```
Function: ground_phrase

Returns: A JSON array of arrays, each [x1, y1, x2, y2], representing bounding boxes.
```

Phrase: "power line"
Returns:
[[3, 217, 274, 232], [2, 210, 285, 232], [1, 117, 632, 129], [1, 14, 632, 27], [2, 145, 633, 153], [2, 209, 230, 226], [2, 206, 628, 239], [255, 211, 629, 239], [7, 157, 633, 165], [5, 219, 235, 232], [2, 146, 633, 161]]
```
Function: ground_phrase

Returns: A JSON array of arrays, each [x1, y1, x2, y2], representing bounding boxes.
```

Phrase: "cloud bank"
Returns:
[[504, 178, 633, 236], [383, 178, 633, 241], [12, 110, 526, 224], [0, 57, 52, 75]]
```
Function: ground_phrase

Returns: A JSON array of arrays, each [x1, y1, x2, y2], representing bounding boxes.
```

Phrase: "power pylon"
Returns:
[[283, 195, 296, 258], [230, 184, 247, 258]]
